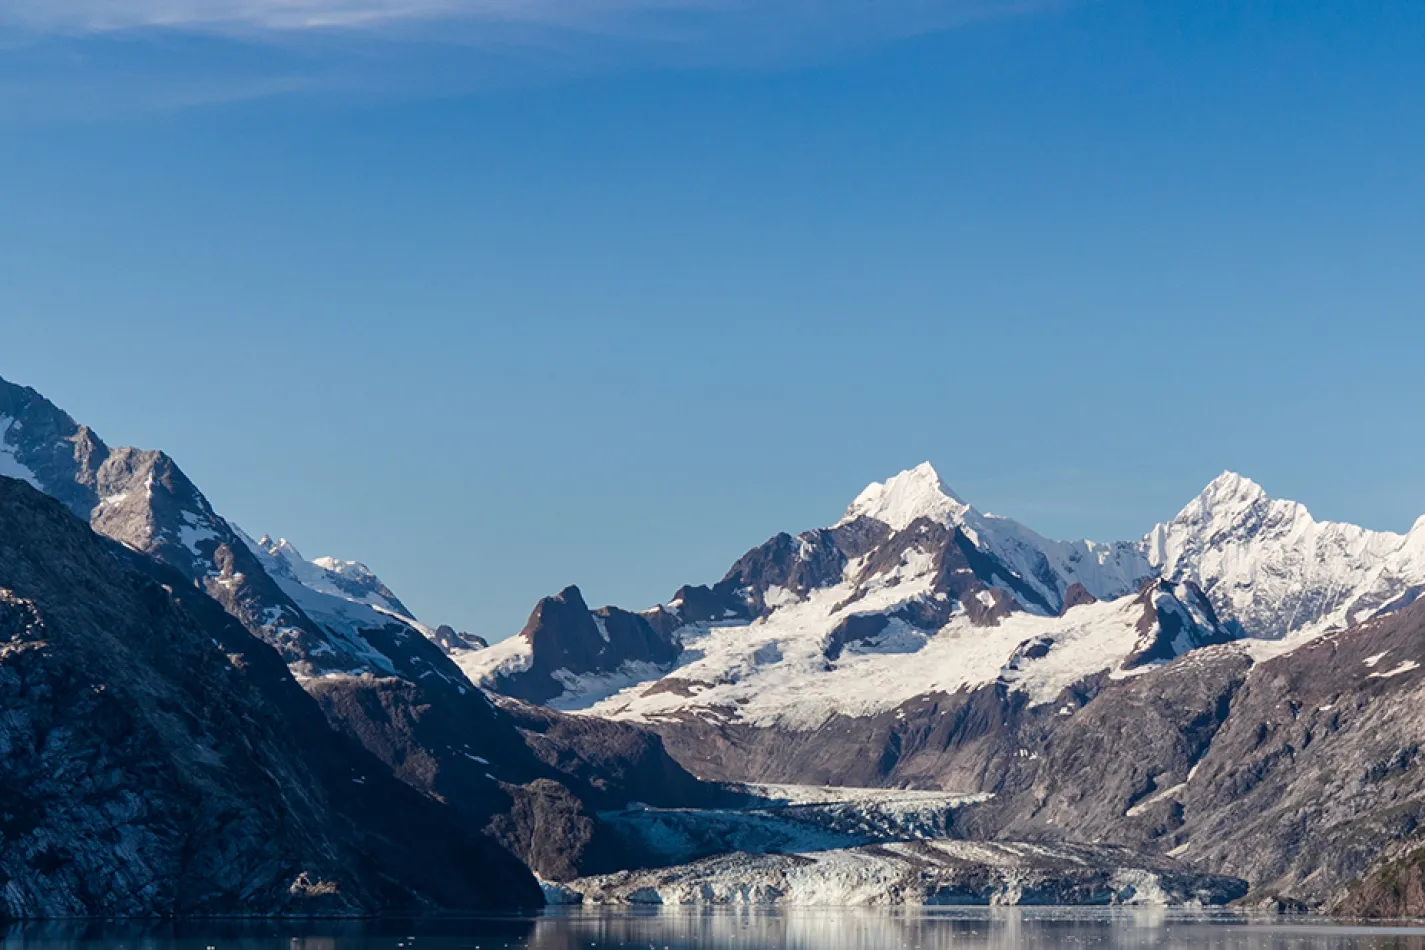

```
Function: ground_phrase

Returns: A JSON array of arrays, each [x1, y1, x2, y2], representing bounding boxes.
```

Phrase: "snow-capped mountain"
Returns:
[[239, 528, 430, 643], [464, 465, 1231, 724], [473, 462, 1425, 733], [258, 534, 415, 617], [839, 462, 1152, 612], [466, 462, 1425, 906], [826, 463, 1425, 645], [1145, 470, 1425, 641]]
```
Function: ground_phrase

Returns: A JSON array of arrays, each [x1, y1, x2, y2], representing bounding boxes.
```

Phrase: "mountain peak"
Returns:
[[1204, 470, 1267, 502], [840, 462, 968, 532], [1171, 471, 1276, 526]]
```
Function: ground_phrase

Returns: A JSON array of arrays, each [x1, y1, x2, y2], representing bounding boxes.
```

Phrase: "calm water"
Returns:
[[7, 910, 1425, 950]]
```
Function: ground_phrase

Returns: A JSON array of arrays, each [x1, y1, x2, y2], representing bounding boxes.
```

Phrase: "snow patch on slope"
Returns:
[[457, 633, 534, 685], [0, 417, 41, 489], [233, 526, 431, 673]]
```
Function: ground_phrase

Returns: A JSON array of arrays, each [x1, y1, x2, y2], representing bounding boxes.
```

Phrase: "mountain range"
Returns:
[[454, 459, 1425, 910], [6, 372, 1425, 916], [458, 460, 1425, 726]]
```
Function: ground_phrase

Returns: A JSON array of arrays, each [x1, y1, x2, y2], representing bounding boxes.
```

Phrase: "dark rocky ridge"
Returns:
[[488, 586, 682, 705], [481, 513, 1058, 704], [0, 475, 540, 917], [304, 656, 717, 880], [662, 519, 892, 626], [432, 624, 487, 652]]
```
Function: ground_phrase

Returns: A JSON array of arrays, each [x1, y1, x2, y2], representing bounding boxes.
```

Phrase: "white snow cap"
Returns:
[[840, 462, 969, 532], [1184, 471, 1270, 516]]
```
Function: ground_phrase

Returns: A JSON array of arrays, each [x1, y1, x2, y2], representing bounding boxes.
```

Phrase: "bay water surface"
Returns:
[[6, 910, 1425, 950]]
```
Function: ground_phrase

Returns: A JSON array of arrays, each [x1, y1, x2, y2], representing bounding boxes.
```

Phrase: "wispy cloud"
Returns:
[[1, 0, 1052, 41], [1, 0, 704, 33], [0, 0, 1062, 117]]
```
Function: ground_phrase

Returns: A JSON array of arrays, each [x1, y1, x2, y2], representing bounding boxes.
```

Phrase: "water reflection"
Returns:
[[535, 908, 1425, 950], [5, 910, 1425, 950]]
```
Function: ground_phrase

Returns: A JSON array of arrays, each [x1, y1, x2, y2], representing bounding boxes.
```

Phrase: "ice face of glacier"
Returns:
[[554, 839, 1248, 907]]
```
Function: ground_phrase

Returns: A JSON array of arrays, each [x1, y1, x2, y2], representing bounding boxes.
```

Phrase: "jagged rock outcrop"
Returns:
[[431, 624, 487, 653], [456, 586, 681, 705], [1120, 578, 1237, 670]]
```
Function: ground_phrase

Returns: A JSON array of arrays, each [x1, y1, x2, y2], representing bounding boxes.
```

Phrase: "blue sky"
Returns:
[[3, 1, 1424, 639]]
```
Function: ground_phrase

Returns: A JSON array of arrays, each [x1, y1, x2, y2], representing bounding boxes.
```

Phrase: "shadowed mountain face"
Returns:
[[464, 586, 683, 705], [0, 374, 720, 888], [0, 476, 541, 917]]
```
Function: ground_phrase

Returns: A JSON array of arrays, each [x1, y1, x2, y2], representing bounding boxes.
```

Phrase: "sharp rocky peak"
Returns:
[[1178, 471, 1274, 518], [1162, 471, 1336, 543], [840, 462, 971, 533]]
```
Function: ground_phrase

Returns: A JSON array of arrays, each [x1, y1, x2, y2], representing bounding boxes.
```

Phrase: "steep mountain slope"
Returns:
[[0, 377, 406, 677], [0, 474, 540, 916], [0, 374, 719, 885], [970, 596, 1425, 902]]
